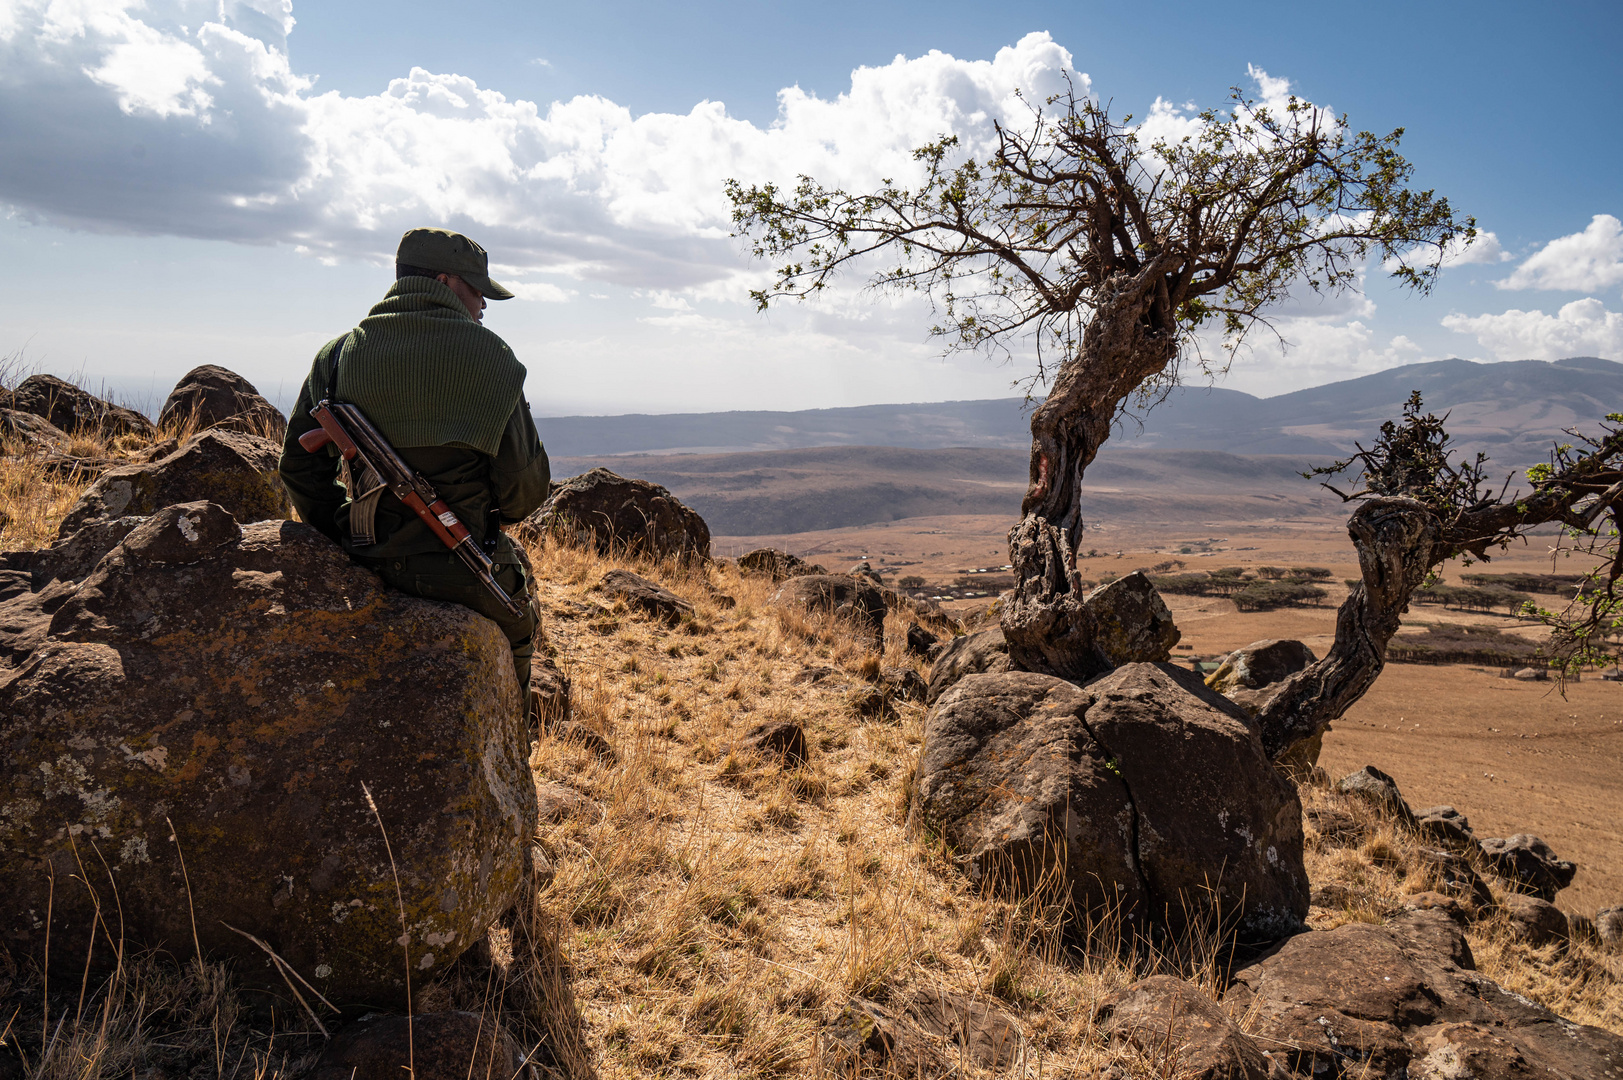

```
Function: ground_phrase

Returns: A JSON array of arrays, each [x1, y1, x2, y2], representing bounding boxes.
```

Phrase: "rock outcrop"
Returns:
[[737, 548, 826, 580], [770, 573, 886, 652], [1206, 639, 1317, 695], [56, 428, 290, 536], [596, 568, 694, 624], [1085, 571, 1181, 665], [0, 502, 537, 1006], [8, 373, 156, 439], [158, 365, 287, 438], [910, 664, 1307, 939], [926, 628, 1010, 704], [1228, 906, 1623, 1078], [524, 468, 709, 560], [1335, 765, 1417, 827], [1, 408, 71, 454], [1478, 834, 1576, 901]]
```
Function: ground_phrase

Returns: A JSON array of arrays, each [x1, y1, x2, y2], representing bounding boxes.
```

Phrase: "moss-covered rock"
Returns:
[[0, 503, 535, 1007]]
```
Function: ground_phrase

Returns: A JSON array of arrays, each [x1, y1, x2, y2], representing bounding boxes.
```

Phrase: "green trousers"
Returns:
[[359, 549, 537, 695]]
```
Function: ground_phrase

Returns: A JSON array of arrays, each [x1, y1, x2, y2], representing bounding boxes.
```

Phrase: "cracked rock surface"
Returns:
[[0, 506, 535, 1007], [909, 662, 1307, 938]]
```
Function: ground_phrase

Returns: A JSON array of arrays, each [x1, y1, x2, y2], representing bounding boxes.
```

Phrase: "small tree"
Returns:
[[730, 79, 1472, 682]]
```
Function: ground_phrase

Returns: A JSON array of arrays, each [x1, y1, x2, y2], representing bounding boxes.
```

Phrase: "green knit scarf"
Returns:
[[330, 277, 526, 455]]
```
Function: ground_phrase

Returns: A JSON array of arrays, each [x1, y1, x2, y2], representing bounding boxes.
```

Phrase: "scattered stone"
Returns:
[[158, 365, 287, 438], [1478, 834, 1576, 901], [1100, 975, 1274, 1080], [8, 373, 156, 439], [1597, 906, 1623, 949], [819, 997, 941, 1078], [548, 721, 615, 763], [910, 664, 1307, 939], [742, 721, 808, 766], [1305, 804, 1367, 847], [1085, 571, 1181, 665], [1206, 638, 1317, 695], [1228, 907, 1623, 1079], [737, 548, 824, 581], [596, 568, 694, 624], [1335, 765, 1417, 826], [0, 511, 536, 1007], [1414, 805, 1474, 849], [1401, 891, 1467, 925], [529, 657, 572, 727], [1415, 847, 1496, 911], [848, 560, 882, 584], [1501, 893, 1570, 946], [0, 407, 71, 454], [56, 428, 290, 537], [308, 1012, 529, 1080], [847, 685, 896, 721], [906, 987, 1023, 1069], [879, 665, 927, 703], [925, 628, 1009, 705], [523, 468, 710, 560], [770, 573, 886, 652], [534, 781, 602, 825], [904, 622, 939, 657]]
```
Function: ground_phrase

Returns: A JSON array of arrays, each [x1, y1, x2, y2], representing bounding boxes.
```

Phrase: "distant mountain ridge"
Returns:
[[539, 356, 1621, 465]]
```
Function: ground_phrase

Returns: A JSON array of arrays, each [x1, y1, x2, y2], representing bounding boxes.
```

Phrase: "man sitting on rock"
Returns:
[[280, 227, 550, 695]]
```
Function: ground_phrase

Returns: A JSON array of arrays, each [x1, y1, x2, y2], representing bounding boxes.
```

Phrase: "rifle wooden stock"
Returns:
[[298, 398, 527, 618]]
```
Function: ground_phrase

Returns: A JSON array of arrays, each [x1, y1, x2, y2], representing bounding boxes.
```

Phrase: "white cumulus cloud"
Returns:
[[1499, 214, 1623, 293], [0, 1, 1085, 295], [1442, 298, 1623, 361]]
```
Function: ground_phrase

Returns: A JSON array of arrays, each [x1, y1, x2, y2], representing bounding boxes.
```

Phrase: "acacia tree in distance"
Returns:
[[728, 82, 1471, 683]]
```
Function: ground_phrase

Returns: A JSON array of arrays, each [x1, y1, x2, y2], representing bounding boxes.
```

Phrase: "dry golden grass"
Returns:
[[3, 387, 1618, 1076]]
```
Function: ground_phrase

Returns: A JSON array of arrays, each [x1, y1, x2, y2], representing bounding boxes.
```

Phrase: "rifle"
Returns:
[[297, 400, 528, 618]]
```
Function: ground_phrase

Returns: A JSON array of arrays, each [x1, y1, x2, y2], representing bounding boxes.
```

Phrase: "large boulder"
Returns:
[[158, 364, 287, 438], [1086, 571, 1180, 665], [770, 573, 886, 652], [910, 664, 1307, 939], [1335, 765, 1417, 827], [1478, 834, 1576, 901], [8, 373, 156, 439], [56, 428, 290, 537], [0, 502, 537, 1007], [926, 628, 1010, 704], [1228, 906, 1623, 1079], [524, 468, 709, 560]]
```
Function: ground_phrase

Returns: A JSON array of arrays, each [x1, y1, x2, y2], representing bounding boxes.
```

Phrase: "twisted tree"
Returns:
[[725, 78, 1604, 758], [729, 83, 1469, 679]]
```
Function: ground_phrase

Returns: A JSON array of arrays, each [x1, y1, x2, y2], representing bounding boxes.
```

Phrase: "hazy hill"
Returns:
[[551, 446, 1339, 536], [539, 356, 1622, 463]]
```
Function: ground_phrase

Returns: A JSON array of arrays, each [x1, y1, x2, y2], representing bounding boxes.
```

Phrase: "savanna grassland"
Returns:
[[2, 417, 1620, 1078]]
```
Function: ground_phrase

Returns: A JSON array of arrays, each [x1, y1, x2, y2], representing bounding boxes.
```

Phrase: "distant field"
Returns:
[[554, 444, 1342, 536]]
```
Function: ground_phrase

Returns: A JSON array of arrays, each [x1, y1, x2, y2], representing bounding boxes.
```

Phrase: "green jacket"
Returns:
[[279, 279, 551, 563]]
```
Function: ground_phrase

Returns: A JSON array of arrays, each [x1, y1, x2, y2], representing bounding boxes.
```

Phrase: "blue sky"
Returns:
[[1, 0, 1619, 417]]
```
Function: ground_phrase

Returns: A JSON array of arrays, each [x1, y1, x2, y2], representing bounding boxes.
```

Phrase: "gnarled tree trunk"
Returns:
[[1001, 274, 1178, 680], [1252, 498, 1440, 759]]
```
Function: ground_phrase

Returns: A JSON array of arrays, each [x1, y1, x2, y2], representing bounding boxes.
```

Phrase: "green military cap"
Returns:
[[396, 227, 514, 301]]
